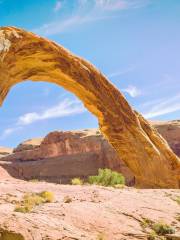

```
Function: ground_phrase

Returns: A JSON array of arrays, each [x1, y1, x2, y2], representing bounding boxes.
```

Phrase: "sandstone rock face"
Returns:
[[13, 138, 43, 153], [0, 26, 179, 188], [1, 120, 179, 186], [0, 179, 179, 239], [0, 129, 135, 185], [0, 166, 12, 179], [153, 120, 180, 158]]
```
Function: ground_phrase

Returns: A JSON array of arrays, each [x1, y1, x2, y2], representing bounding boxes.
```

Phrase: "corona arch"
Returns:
[[0, 27, 179, 188]]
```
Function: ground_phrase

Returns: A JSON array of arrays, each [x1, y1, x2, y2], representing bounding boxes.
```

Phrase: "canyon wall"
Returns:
[[0, 121, 179, 185], [0, 129, 135, 185]]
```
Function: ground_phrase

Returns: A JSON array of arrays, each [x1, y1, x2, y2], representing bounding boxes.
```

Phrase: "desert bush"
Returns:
[[147, 231, 157, 240], [174, 196, 180, 205], [39, 191, 54, 203], [15, 204, 33, 213], [141, 217, 154, 228], [14, 191, 54, 213], [88, 168, 125, 187], [29, 178, 39, 183], [152, 222, 175, 235], [113, 184, 125, 189], [71, 178, 83, 185]]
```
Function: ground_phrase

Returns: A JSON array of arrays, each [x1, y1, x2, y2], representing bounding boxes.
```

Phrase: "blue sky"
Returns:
[[0, 0, 180, 147]]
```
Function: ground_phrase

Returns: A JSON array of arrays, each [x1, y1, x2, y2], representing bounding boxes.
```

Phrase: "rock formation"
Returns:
[[0, 146, 12, 158], [152, 120, 180, 157], [0, 26, 179, 188], [0, 121, 179, 186], [0, 129, 135, 185]]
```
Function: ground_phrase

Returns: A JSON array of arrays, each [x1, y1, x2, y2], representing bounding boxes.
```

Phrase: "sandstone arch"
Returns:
[[0, 26, 179, 188]]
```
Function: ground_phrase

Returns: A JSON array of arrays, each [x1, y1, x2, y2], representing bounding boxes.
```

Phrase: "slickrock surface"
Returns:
[[0, 26, 179, 188], [0, 166, 12, 179], [0, 179, 179, 240]]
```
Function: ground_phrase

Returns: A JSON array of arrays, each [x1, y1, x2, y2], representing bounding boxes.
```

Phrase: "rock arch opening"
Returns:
[[0, 80, 98, 147], [0, 26, 179, 188]]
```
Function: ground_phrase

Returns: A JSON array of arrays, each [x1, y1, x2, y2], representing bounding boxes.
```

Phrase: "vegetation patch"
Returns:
[[71, 177, 83, 185], [141, 218, 175, 239], [88, 168, 125, 187], [141, 218, 154, 229], [173, 196, 180, 205], [29, 178, 39, 183], [0, 229, 25, 240], [152, 222, 175, 235], [14, 191, 54, 213]]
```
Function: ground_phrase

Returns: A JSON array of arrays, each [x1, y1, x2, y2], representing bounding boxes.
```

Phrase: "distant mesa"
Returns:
[[0, 146, 13, 158], [0, 26, 179, 188]]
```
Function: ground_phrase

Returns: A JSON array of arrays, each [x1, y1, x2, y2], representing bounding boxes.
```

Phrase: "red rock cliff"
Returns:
[[0, 120, 179, 185]]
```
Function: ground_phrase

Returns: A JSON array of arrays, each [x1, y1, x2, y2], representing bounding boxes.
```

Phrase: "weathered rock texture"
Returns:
[[0, 178, 179, 240], [152, 120, 180, 158], [0, 26, 179, 188], [0, 129, 135, 185]]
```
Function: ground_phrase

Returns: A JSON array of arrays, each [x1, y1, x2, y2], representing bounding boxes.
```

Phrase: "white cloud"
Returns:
[[34, 0, 150, 36], [18, 98, 86, 125], [143, 94, 180, 119], [95, 0, 129, 11], [107, 65, 136, 78], [80, 0, 149, 11], [0, 127, 22, 140], [122, 85, 141, 97], [54, 1, 62, 12], [34, 14, 117, 36], [0, 98, 86, 139]]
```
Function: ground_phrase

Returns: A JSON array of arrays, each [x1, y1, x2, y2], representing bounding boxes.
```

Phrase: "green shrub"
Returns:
[[147, 231, 157, 240], [152, 222, 175, 235], [71, 178, 83, 185], [141, 218, 154, 228], [14, 191, 54, 213], [88, 168, 125, 187], [15, 204, 33, 213], [114, 184, 125, 189], [174, 196, 180, 205], [39, 191, 54, 203], [29, 178, 39, 183]]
